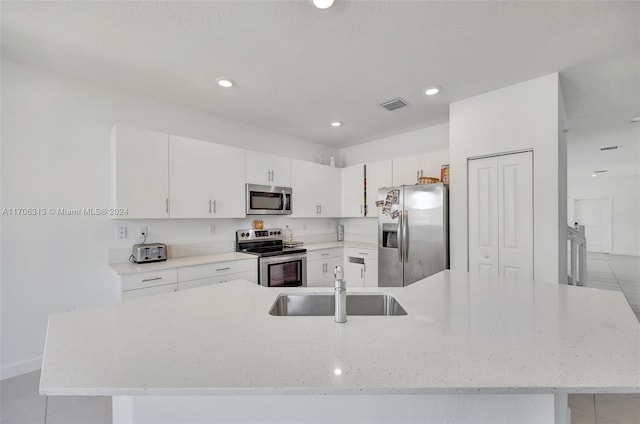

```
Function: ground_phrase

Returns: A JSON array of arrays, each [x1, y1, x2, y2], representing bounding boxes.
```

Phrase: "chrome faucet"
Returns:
[[334, 265, 347, 323]]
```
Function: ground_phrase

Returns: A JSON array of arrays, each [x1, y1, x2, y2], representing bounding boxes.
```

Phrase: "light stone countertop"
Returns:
[[109, 252, 257, 275], [40, 270, 640, 396], [109, 242, 377, 275]]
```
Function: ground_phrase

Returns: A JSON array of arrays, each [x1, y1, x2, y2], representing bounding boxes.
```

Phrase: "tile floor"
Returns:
[[1, 253, 638, 424]]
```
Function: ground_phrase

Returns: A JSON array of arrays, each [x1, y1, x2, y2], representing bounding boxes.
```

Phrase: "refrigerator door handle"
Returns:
[[403, 210, 409, 263], [397, 210, 403, 263]]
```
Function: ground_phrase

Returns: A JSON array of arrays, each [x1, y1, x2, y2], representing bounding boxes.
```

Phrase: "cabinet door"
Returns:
[[341, 164, 365, 217], [468, 151, 533, 282], [307, 259, 327, 287], [291, 159, 321, 217], [210, 144, 246, 218], [122, 283, 177, 301], [246, 151, 291, 186], [344, 258, 364, 287], [168, 135, 212, 218], [317, 166, 342, 217], [112, 125, 169, 218], [364, 258, 378, 287], [366, 160, 392, 217]]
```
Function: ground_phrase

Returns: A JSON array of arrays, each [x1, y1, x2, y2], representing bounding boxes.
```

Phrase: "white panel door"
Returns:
[[468, 151, 533, 282], [468, 157, 499, 280], [574, 199, 611, 253], [366, 160, 392, 217], [497, 152, 533, 282]]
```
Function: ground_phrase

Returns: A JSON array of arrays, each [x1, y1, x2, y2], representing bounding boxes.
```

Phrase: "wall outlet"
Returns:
[[138, 226, 148, 238], [117, 225, 127, 239], [208, 224, 216, 235]]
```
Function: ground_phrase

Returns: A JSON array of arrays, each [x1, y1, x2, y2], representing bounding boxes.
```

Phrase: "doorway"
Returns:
[[574, 198, 612, 253]]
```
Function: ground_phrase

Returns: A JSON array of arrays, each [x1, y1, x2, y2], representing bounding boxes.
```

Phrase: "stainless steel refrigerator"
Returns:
[[378, 183, 448, 287]]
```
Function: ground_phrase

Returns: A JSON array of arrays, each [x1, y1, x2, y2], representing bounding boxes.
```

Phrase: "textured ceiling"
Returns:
[[1, 1, 638, 175]]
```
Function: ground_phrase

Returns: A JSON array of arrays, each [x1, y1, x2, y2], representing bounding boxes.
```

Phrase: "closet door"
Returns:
[[468, 151, 533, 282]]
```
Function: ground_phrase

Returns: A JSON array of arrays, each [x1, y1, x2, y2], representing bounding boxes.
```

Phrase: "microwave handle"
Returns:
[[282, 190, 288, 212]]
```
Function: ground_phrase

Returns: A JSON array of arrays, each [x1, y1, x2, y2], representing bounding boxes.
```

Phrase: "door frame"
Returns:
[[572, 197, 613, 254]]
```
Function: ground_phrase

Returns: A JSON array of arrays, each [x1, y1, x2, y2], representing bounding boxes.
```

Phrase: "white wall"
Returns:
[[0, 59, 339, 379], [339, 124, 448, 167], [449, 73, 566, 284], [568, 175, 640, 256]]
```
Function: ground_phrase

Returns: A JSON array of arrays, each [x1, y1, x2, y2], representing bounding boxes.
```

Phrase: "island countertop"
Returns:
[[39, 271, 640, 396]]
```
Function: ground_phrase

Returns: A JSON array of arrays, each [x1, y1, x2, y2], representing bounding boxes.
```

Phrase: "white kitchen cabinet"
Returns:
[[177, 270, 256, 290], [341, 164, 365, 217], [169, 135, 245, 218], [307, 248, 344, 287], [291, 160, 341, 217], [120, 268, 178, 300], [344, 247, 378, 287], [392, 149, 449, 186], [246, 151, 291, 186], [121, 283, 177, 300], [365, 160, 393, 218], [111, 125, 169, 218]]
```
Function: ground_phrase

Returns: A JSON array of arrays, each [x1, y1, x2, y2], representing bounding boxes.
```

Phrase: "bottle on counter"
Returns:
[[284, 225, 293, 244]]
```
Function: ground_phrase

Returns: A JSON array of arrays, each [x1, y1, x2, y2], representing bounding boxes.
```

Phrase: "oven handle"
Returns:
[[259, 253, 307, 265]]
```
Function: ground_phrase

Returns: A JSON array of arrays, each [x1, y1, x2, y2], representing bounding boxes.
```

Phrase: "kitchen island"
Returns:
[[39, 270, 640, 423]]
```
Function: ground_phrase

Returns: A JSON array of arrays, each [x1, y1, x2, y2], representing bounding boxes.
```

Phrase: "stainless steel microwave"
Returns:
[[246, 184, 292, 215]]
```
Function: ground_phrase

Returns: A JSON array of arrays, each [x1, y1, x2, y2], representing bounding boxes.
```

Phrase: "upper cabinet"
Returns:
[[245, 151, 291, 187], [169, 136, 245, 218], [392, 149, 449, 186], [111, 125, 169, 219], [365, 160, 392, 218], [291, 160, 341, 217], [341, 164, 365, 217]]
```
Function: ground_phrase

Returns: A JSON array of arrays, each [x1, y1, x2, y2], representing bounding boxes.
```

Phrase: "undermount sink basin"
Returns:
[[268, 293, 407, 316]]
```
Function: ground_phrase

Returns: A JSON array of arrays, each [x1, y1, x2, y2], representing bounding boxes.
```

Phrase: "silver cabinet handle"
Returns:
[[321, 252, 330, 256], [213, 200, 216, 214], [142, 277, 162, 282], [360, 204, 363, 215], [358, 252, 368, 255], [216, 267, 231, 272], [319, 204, 322, 214], [165, 198, 169, 214], [208, 200, 212, 214], [361, 268, 364, 278]]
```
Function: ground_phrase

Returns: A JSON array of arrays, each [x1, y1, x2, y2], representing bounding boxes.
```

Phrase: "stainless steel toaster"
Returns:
[[131, 243, 167, 263]]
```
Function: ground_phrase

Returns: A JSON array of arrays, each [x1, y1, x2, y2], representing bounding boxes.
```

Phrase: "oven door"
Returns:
[[259, 254, 307, 288], [246, 184, 292, 215]]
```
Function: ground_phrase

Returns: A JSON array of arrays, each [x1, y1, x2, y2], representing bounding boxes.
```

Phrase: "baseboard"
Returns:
[[1, 356, 42, 380], [611, 250, 640, 257]]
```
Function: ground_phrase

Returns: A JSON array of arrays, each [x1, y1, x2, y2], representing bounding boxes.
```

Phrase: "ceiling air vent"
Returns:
[[600, 145, 620, 151], [379, 98, 408, 111]]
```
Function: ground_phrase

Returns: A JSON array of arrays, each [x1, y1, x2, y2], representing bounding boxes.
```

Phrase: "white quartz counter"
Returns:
[[40, 270, 640, 396], [109, 252, 256, 275]]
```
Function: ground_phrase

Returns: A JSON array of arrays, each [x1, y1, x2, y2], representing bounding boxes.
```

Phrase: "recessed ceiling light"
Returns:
[[424, 86, 441, 96], [216, 78, 234, 88], [312, 0, 334, 9], [331, 121, 341, 127], [591, 173, 598, 177]]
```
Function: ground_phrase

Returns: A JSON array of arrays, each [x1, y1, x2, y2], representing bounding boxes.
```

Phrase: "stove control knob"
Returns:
[[269, 231, 273, 235], [277, 231, 281, 235], [241, 232, 246, 237]]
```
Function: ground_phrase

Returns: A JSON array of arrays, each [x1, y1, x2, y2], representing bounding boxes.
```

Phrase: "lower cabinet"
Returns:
[[120, 259, 257, 300], [344, 248, 378, 287], [307, 248, 344, 287]]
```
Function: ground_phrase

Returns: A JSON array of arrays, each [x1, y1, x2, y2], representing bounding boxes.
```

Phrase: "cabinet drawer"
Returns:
[[178, 270, 258, 291], [307, 248, 343, 262], [177, 259, 256, 282], [122, 283, 177, 301], [121, 268, 178, 291], [346, 247, 378, 260]]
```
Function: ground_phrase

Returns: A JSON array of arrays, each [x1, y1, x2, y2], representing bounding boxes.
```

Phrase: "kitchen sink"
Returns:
[[268, 293, 407, 316]]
